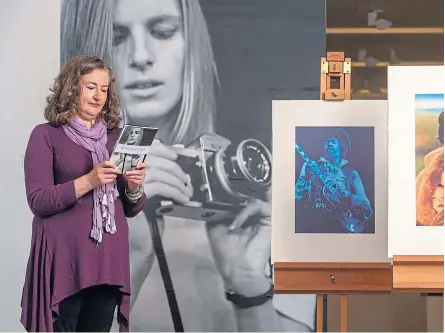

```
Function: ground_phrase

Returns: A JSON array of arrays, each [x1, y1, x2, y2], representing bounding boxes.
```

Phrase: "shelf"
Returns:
[[326, 27, 444, 34], [352, 89, 388, 100], [326, 0, 444, 29], [352, 61, 443, 67], [327, 34, 444, 63], [354, 88, 387, 94], [352, 93, 387, 100]]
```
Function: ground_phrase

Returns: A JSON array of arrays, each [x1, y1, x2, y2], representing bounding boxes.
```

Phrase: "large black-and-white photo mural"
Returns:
[[60, 0, 325, 331]]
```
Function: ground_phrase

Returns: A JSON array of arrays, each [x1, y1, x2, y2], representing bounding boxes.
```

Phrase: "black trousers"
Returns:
[[53, 285, 120, 332]]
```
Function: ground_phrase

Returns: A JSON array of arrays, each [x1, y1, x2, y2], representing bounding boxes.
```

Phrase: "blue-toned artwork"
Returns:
[[294, 126, 375, 234]]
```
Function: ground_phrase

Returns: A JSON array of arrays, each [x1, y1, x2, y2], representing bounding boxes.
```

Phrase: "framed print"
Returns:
[[388, 66, 444, 257], [271, 100, 388, 263], [294, 126, 375, 234]]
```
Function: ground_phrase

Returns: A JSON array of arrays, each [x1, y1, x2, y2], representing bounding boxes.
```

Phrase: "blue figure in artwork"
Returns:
[[294, 129, 373, 233]]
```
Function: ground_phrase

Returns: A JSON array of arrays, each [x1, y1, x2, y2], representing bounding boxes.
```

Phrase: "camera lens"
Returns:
[[211, 139, 272, 202], [236, 139, 272, 185]]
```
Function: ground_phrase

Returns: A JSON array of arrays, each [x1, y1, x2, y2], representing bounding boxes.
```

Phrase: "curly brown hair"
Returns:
[[44, 55, 121, 129]]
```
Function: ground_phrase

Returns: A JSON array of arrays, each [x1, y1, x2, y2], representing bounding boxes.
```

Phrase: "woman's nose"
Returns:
[[129, 28, 155, 71]]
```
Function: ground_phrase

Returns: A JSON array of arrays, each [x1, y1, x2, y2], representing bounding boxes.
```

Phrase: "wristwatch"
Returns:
[[225, 284, 274, 309]]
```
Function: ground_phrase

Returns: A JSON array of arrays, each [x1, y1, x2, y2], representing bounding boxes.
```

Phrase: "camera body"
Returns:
[[155, 133, 272, 221]]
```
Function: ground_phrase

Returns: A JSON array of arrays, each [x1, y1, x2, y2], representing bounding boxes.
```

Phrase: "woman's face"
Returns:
[[113, 0, 185, 125], [127, 127, 141, 144], [77, 69, 109, 123]]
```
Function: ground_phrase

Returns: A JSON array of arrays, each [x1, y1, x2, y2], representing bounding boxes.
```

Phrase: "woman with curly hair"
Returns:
[[20, 55, 147, 332]]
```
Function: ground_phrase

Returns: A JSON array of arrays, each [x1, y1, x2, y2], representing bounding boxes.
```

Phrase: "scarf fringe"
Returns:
[[91, 185, 118, 243]]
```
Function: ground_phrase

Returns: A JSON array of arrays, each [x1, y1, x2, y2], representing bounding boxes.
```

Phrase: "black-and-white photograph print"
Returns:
[[110, 125, 157, 173], [117, 125, 158, 147], [61, 0, 325, 331]]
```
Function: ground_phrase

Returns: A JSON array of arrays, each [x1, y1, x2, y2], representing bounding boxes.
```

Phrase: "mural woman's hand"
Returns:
[[143, 141, 193, 204], [206, 189, 272, 297]]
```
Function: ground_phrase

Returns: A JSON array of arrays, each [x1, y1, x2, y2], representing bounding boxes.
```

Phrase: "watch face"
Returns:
[[238, 139, 271, 185]]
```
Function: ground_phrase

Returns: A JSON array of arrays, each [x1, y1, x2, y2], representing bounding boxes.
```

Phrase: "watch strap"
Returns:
[[225, 284, 274, 309]]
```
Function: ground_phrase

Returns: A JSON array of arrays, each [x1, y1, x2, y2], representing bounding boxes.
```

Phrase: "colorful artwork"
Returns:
[[294, 126, 375, 234], [415, 93, 444, 226]]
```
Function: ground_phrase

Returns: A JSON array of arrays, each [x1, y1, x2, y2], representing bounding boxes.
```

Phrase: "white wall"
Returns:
[[0, 1, 59, 330]]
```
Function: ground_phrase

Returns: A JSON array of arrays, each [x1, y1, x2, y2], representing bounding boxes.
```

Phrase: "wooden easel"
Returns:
[[274, 52, 392, 332], [393, 255, 444, 331], [274, 262, 392, 331]]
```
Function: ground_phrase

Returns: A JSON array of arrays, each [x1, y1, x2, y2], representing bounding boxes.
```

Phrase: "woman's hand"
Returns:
[[142, 141, 193, 204], [86, 161, 121, 189], [206, 189, 272, 297], [124, 163, 147, 190]]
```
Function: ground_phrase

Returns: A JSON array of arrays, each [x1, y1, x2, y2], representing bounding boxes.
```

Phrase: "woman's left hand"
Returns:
[[124, 163, 147, 190]]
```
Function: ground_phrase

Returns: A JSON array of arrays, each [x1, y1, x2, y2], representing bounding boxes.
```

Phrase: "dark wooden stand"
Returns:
[[274, 262, 392, 332]]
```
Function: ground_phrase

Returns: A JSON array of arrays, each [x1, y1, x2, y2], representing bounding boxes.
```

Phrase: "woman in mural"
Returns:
[[61, 0, 315, 331], [416, 111, 444, 226]]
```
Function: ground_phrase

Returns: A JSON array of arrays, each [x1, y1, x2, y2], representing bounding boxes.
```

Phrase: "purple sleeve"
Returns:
[[24, 125, 78, 218], [116, 176, 147, 218]]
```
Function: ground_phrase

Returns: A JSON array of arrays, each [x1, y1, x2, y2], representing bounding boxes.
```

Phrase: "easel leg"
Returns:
[[316, 294, 324, 332], [323, 294, 328, 331], [340, 295, 348, 332]]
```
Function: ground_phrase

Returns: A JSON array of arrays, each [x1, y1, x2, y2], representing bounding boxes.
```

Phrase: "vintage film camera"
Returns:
[[155, 133, 272, 221]]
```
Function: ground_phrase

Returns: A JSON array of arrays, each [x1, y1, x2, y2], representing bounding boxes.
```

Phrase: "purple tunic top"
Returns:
[[20, 123, 147, 332]]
